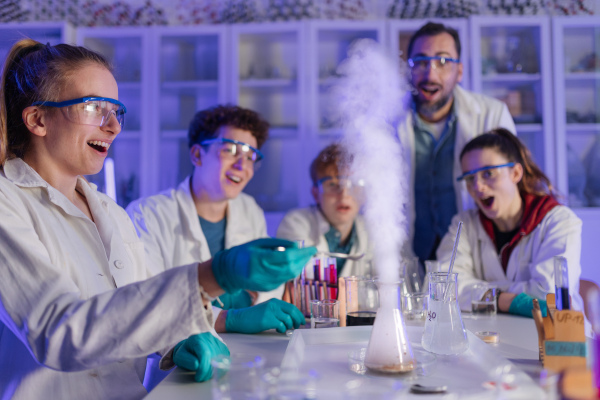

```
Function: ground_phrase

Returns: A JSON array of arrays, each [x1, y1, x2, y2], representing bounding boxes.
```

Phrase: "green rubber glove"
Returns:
[[172, 332, 230, 382], [211, 238, 317, 293], [508, 292, 548, 318], [212, 290, 253, 310], [225, 299, 306, 334]]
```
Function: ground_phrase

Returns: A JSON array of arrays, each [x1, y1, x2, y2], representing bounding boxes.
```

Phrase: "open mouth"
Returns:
[[480, 196, 494, 208], [226, 172, 242, 184], [419, 83, 441, 96], [87, 140, 110, 153]]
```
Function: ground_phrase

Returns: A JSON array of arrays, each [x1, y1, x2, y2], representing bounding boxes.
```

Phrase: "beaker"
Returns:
[[364, 280, 416, 373], [345, 276, 378, 326], [422, 272, 469, 355]]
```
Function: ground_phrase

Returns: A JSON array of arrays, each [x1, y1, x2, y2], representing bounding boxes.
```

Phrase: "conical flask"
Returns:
[[422, 272, 468, 355], [364, 280, 416, 373]]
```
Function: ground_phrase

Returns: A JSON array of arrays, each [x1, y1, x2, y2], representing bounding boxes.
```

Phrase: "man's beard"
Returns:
[[413, 90, 452, 120]]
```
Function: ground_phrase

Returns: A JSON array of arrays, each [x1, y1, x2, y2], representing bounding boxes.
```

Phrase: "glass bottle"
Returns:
[[364, 280, 416, 373], [422, 272, 468, 355]]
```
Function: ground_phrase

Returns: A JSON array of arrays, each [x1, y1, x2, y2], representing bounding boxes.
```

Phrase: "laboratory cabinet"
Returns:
[[470, 16, 554, 185], [552, 16, 600, 287], [77, 27, 151, 207]]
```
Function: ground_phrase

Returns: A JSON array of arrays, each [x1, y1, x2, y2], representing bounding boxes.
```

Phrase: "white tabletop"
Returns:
[[145, 313, 542, 399]]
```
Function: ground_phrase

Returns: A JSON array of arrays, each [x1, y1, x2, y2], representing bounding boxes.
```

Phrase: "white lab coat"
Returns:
[[126, 177, 267, 276], [276, 206, 374, 278], [436, 206, 584, 314], [0, 158, 212, 400], [126, 176, 270, 306], [398, 85, 516, 251]]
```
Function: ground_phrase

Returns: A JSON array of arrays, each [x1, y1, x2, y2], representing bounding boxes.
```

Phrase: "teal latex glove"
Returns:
[[172, 332, 230, 382], [508, 292, 548, 318], [212, 290, 253, 310], [211, 238, 317, 293], [225, 298, 306, 334]]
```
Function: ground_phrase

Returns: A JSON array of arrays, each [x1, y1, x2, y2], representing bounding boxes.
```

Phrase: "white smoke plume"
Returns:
[[330, 39, 412, 284]]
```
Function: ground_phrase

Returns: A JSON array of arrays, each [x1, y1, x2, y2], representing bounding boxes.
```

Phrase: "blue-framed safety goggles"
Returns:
[[200, 137, 264, 163], [408, 56, 460, 71], [31, 97, 127, 128], [316, 175, 365, 196], [456, 162, 516, 182]]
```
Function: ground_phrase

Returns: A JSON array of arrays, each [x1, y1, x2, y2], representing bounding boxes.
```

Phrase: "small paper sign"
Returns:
[[544, 341, 587, 357]]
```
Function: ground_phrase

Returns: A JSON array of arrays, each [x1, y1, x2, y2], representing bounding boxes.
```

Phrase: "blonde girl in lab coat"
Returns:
[[0, 40, 314, 399]]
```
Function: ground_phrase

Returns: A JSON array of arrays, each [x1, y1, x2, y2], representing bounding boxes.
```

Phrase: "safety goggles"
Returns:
[[407, 56, 460, 72], [456, 162, 516, 185], [200, 138, 264, 164], [317, 176, 365, 197], [31, 97, 126, 128]]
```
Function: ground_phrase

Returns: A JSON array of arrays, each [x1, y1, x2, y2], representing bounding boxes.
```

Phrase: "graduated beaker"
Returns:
[[345, 276, 378, 326], [422, 272, 469, 355]]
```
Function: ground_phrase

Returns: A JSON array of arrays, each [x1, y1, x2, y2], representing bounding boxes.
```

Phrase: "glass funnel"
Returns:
[[422, 272, 469, 355], [364, 280, 416, 373]]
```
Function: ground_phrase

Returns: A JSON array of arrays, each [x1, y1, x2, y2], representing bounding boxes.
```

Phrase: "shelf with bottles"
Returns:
[[553, 17, 600, 209], [154, 27, 227, 193], [0, 22, 74, 64], [470, 16, 553, 182], [231, 22, 304, 134], [387, 18, 471, 90], [306, 20, 385, 136], [159, 86, 220, 132]]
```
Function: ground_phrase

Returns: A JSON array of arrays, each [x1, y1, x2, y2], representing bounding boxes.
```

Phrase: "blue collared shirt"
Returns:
[[412, 106, 458, 263]]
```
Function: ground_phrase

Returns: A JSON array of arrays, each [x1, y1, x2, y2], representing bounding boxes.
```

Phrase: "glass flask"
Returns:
[[364, 280, 416, 373], [422, 272, 469, 355], [422, 260, 441, 295]]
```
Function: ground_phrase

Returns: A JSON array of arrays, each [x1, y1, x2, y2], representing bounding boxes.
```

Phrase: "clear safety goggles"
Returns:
[[200, 138, 264, 165], [456, 162, 516, 186], [407, 56, 460, 73], [317, 176, 365, 197], [31, 97, 126, 128]]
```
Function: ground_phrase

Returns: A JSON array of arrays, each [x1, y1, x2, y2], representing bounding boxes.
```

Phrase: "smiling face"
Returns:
[[461, 148, 524, 226], [409, 32, 463, 122], [312, 166, 361, 230], [192, 125, 257, 202], [27, 63, 120, 179]]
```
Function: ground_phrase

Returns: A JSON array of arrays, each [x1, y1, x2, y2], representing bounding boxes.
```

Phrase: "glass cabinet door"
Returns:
[[470, 16, 554, 183], [553, 17, 600, 208], [77, 28, 146, 207], [156, 27, 227, 193], [231, 22, 304, 212]]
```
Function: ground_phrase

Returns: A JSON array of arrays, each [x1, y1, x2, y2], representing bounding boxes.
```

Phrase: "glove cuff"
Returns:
[[212, 250, 236, 293], [508, 292, 534, 318]]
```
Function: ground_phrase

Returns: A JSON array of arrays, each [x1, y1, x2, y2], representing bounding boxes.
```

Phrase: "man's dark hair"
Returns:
[[407, 22, 461, 59], [188, 104, 270, 149]]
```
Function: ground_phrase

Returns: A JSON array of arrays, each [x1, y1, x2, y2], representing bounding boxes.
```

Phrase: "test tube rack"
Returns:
[[539, 293, 587, 372]]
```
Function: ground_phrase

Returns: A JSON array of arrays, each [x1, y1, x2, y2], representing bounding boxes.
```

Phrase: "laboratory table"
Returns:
[[145, 313, 545, 399]]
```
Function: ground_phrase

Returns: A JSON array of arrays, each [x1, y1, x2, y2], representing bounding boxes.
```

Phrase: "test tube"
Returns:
[[553, 256, 570, 310]]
